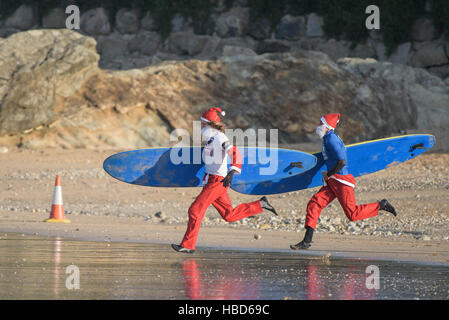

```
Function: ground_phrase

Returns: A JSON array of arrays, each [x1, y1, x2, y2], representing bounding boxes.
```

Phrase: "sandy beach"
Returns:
[[0, 148, 448, 265]]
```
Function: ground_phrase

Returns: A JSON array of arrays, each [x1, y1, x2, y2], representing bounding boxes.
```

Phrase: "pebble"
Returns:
[[254, 234, 262, 240], [155, 211, 166, 219]]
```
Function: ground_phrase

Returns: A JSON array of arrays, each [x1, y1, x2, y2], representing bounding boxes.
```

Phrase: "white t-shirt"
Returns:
[[202, 127, 235, 177]]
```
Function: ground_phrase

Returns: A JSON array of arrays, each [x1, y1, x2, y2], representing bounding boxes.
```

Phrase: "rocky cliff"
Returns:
[[0, 29, 448, 151]]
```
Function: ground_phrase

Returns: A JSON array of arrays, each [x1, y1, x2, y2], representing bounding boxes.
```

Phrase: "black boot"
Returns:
[[290, 240, 311, 250], [290, 226, 313, 250], [171, 244, 195, 254], [379, 199, 397, 217], [260, 196, 278, 216]]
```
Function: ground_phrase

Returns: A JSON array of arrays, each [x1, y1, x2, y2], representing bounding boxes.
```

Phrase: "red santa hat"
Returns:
[[321, 113, 341, 130], [201, 107, 226, 123]]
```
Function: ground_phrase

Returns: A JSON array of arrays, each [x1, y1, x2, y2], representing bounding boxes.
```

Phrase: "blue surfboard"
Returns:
[[103, 147, 317, 187], [231, 134, 435, 195]]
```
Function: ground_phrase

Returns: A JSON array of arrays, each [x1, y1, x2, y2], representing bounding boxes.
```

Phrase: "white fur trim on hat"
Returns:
[[229, 166, 241, 174], [321, 116, 334, 130], [200, 117, 211, 123]]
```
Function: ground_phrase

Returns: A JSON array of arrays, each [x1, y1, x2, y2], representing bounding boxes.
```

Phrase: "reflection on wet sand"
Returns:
[[181, 259, 378, 300], [52, 237, 62, 298], [306, 264, 378, 300], [182, 259, 260, 299], [0, 233, 448, 299]]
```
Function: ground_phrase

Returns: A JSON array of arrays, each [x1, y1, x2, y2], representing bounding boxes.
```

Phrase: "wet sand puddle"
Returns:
[[0, 233, 448, 299]]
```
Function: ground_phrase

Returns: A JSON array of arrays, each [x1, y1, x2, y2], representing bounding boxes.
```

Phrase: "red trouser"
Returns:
[[305, 178, 380, 230], [181, 175, 263, 250]]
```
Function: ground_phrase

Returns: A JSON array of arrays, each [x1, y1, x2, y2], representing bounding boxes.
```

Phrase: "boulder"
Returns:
[[316, 39, 351, 61], [338, 57, 449, 144], [4, 5, 36, 30], [221, 45, 257, 58], [215, 7, 249, 37], [197, 36, 221, 59], [410, 42, 449, 67], [80, 8, 111, 35], [427, 65, 449, 80], [247, 18, 272, 40], [118, 56, 154, 70], [349, 40, 377, 59], [98, 36, 129, 60], [166, 32, 215, 56], [216, 37, 257, 56], [275, 15, 306, 40], [115, 9, 140, 34], [0, 29, 99, 135], [42, 8, 67, 29], [388, 42, 412, 65], [128, 31, 161, 56], [306, 13, 324, 38]]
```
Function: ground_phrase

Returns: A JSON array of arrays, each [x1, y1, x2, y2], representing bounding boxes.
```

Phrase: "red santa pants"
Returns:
[[305, 178, 380, 230], [181, 175, 263, 250]]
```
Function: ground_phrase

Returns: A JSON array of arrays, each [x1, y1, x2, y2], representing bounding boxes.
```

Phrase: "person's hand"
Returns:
[[221, 170, 235, 188], [322, 171, 329, 181]]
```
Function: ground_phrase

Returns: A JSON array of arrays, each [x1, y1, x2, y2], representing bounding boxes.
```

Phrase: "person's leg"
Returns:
[[291, 186, 336, 250], [212, 190, 264, 222], [179, 181, 224, 250], [305, 186, 336, 230], [328, 179, 380, 222]]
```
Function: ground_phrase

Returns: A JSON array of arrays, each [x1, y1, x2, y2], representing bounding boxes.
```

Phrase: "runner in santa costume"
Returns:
[[172, 107, 278, 253], [291, 113, 397, 250]]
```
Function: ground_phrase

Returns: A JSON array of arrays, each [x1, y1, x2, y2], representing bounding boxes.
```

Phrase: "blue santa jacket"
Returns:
[[322, 130, 349, 175]]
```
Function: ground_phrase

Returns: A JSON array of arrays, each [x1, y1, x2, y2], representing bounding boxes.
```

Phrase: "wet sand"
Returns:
[[0, 232, 448, 300], [1, 210, 449, 265]]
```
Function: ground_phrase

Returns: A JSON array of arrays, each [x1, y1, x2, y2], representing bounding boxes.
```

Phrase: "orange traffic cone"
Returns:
[[45, 175, 70, 223]]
